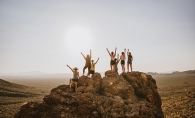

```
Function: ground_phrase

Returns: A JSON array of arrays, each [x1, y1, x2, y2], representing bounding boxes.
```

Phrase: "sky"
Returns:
[[0, 0, 195, 74]]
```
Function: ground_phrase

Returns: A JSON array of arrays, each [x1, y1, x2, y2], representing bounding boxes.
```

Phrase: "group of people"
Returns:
[[67, 50, 99, 90], [106, 48, 133, 73], [67, 48, 133, 91]]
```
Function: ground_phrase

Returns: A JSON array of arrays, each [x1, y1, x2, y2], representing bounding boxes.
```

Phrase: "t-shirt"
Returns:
[[91, 63, 95, 71]]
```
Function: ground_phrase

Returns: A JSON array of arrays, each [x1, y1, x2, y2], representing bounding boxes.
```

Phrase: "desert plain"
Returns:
[[0, 71, 195, 118]]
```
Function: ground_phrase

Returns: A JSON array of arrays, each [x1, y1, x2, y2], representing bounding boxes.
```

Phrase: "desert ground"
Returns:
[[0, 71, 194, 118]]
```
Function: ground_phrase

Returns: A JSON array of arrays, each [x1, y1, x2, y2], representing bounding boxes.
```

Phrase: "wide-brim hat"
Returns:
[[73, 67, 78, 70]]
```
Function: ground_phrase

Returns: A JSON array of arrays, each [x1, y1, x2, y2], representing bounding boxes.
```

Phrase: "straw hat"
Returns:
[[73, 67, 78, 70]]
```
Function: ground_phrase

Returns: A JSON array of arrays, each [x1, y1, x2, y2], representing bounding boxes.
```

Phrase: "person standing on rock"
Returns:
[[120, 48, 126, 73], [127, 49, 133, 72], [67, 65, 80, 91], [89, 57, 100, 77], [114, 54, 120, 74], [81, 50, 91, 76], [106, 47, 117, 72]]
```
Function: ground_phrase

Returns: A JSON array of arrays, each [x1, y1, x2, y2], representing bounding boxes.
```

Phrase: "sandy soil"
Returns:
[[0, 73, 194, 118]]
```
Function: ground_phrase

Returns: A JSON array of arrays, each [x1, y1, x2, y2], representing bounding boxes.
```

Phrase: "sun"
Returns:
[[64, 26, 92, 53]]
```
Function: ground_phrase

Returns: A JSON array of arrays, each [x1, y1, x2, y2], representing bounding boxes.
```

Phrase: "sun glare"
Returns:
[[65, 26, 92, 53]]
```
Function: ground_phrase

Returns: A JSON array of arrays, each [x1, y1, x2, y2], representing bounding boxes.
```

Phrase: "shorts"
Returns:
[[90, 70, 95, 74], [72, 78, 78, 82], [110, 60, 116, 65], [127, 61, 132, 64], [121, 60, 125, 64]]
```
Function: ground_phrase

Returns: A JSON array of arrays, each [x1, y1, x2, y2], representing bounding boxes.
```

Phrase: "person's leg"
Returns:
[[121, 64, 124, 72], [114, 65, 116, 72], [123, 63, 125, 72], [122, 64, 125, 72], [130, 64, 132, 72], [69, 79, 72, 88], [83, 65, 87, 75], [110, 64, 113, 71], [112, 65, 115, 72], [75, 82, 77, 92], [87, 66, 90, 76], [127, 63, 129, 72]]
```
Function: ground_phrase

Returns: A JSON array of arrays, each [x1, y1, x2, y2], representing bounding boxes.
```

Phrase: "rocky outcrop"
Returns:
[[15, 71, 164, 118]]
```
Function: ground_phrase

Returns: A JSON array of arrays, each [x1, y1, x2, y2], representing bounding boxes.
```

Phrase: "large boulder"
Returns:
[[15, 72, 164, 118]]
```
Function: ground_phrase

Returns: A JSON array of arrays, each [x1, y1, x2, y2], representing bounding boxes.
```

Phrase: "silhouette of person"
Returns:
[[81, 50, 91, 76], [106, 47, 117, 72], [120, 48, 126, 73], [67, 65, 80, 91], [114, 54, 120, 74], [89, 58, 100, 77], [127, 49, 133, 72]]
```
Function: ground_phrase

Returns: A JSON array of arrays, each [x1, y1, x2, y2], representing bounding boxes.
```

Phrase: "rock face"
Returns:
[[15, 71, 164, 118]]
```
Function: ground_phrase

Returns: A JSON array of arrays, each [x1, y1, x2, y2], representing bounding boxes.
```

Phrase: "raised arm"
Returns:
[[90, 49, 92, 59], [80, 52, 86, 59], [127, 49, 129, 56], [124, 48, 126, 54], [67, 65, 74, 72], [114, 47, 117, 56], [95, 57, 100, 64], [106, 48, 111, 56], [117, 54, 120, 61]]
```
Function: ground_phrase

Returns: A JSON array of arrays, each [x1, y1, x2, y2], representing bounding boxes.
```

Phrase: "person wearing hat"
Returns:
[[81, 50, 92, 76], [120, 48, 126, 73], [67, 65, 80, 91], [89, 57, 100, 77], [127, 49, 133, 72], [106, 47, 117, 72]]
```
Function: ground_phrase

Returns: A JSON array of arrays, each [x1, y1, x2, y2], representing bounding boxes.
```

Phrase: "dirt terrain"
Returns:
[[153, 73, 195, 118], [0, 71, 195, 118]]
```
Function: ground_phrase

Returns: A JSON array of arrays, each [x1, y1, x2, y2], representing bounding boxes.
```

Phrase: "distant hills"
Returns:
[[0, 78, 39, 98], [147, 69, 195, 75], [0, 71, 72, 79], [172, 70, 195, 74]]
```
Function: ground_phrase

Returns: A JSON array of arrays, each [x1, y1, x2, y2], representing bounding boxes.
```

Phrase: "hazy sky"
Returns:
[[0, 0, 195, 74]]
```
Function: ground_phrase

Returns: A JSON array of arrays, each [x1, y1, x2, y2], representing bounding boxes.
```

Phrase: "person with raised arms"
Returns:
[[67, 65, 80, 91], [81, 50, 91, 76], [106, 47, 117, 72], [89, 57, 100, 77]]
